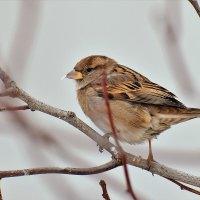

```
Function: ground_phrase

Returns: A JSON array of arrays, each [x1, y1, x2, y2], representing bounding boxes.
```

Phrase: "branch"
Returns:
[[1, 66, 200, 194], [0, 68, 16, 89], [0, 88, 17, 97], [0, 105, 29, 112], [188, 0, 200, 17], [126, 155, 200, 188], [101, 72, 137, 200], [167, 178, 200, 195], [99, 180, 111, 200], [0, 160, 120, 178]]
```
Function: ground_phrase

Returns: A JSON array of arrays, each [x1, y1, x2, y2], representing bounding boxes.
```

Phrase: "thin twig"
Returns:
[[101, 72, 138, 200], [99, 180, 111, 200], [188, 0, 200, 17], [0, 105, 29, 112], [0, 88, 16, 97], [0, 68, 16, 89], [167, 178, 200, 196], [0, 160, 120, 178]]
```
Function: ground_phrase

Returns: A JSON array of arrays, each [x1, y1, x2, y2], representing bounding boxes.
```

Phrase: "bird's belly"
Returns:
[[87, 97, 152, 144], [92, 116, 149, 144]]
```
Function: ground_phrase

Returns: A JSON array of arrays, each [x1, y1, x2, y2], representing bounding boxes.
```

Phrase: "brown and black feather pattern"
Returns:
[[94, 64, 186, 108], [68, 55, 200, 143]]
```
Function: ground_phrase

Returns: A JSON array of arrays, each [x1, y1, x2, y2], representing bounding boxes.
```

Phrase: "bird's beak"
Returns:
[[66, 70, 83, 80]]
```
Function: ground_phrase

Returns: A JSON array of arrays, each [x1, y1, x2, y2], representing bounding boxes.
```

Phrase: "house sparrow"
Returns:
[[66, 55, 200, 164]]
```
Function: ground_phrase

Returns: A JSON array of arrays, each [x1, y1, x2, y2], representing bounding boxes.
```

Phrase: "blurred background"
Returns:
[[0, 1, 200, 200]]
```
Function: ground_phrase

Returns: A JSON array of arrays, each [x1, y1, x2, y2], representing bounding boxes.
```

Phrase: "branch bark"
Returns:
[[99, 180, 111, 200], [0, 67, 200, 193], [0, 160, 120, 178], [0, 105, 29, 112]]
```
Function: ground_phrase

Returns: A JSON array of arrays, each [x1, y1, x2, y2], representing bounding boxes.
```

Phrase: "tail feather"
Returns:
[[153, 107, 200, 126], [184, 108, 200, 117]]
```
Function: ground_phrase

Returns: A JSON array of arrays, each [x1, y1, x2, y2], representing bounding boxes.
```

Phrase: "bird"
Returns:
[[66, 55, 200, 166]]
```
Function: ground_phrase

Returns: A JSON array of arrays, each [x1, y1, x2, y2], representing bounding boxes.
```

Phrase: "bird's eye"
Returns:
[[86, 67, 93, 73]]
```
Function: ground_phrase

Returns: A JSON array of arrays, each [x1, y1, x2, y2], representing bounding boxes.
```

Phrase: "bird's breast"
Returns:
[[77, 88, 152, 144]]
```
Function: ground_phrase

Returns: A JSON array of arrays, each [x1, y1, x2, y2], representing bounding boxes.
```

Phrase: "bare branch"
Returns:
[[0, 160, 120, 178], [0, 88, 17, 97], [167, 178, 200, 196], [0, 68, 16, 89], [188, 0, 200, 17], [99, 180, 111, 200], [126, 156, 200, 188], [0, 66, 200, 194], [101, 72, 137, 200], [0, 105, 29, 112]]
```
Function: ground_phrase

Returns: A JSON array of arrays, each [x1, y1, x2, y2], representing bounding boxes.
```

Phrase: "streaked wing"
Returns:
[[94, 65, 186, 108]]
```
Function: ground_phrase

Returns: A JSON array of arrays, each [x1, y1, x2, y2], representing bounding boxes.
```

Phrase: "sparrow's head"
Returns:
[[66, 55, 117, 89]]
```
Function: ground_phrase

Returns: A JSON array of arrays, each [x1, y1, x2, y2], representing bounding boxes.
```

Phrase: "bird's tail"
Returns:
[[154, 107, 200, 126], [176, 107, 200, 124], [184, 107, 200, 117]]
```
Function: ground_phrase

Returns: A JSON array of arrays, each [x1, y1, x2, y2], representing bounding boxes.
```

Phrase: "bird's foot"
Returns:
[[147, 154, 157, 171]]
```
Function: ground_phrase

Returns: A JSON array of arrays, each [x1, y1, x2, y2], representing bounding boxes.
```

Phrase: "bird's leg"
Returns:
[[147, 139, 155, 169], [98, 133, 111, 153]]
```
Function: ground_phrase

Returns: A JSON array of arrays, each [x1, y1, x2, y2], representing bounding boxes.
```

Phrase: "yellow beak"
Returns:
[[66, 70, 83, 80]]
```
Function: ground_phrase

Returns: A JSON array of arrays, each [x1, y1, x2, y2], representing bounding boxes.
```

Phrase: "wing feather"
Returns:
[[94, 65, 185, 108]]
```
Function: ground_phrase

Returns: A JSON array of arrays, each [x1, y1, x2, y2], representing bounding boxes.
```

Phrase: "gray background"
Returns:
[[0, 1, 200, 200]]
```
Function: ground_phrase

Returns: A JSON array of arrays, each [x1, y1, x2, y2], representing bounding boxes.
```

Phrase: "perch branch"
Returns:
[[1, 66, 200, 195]]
